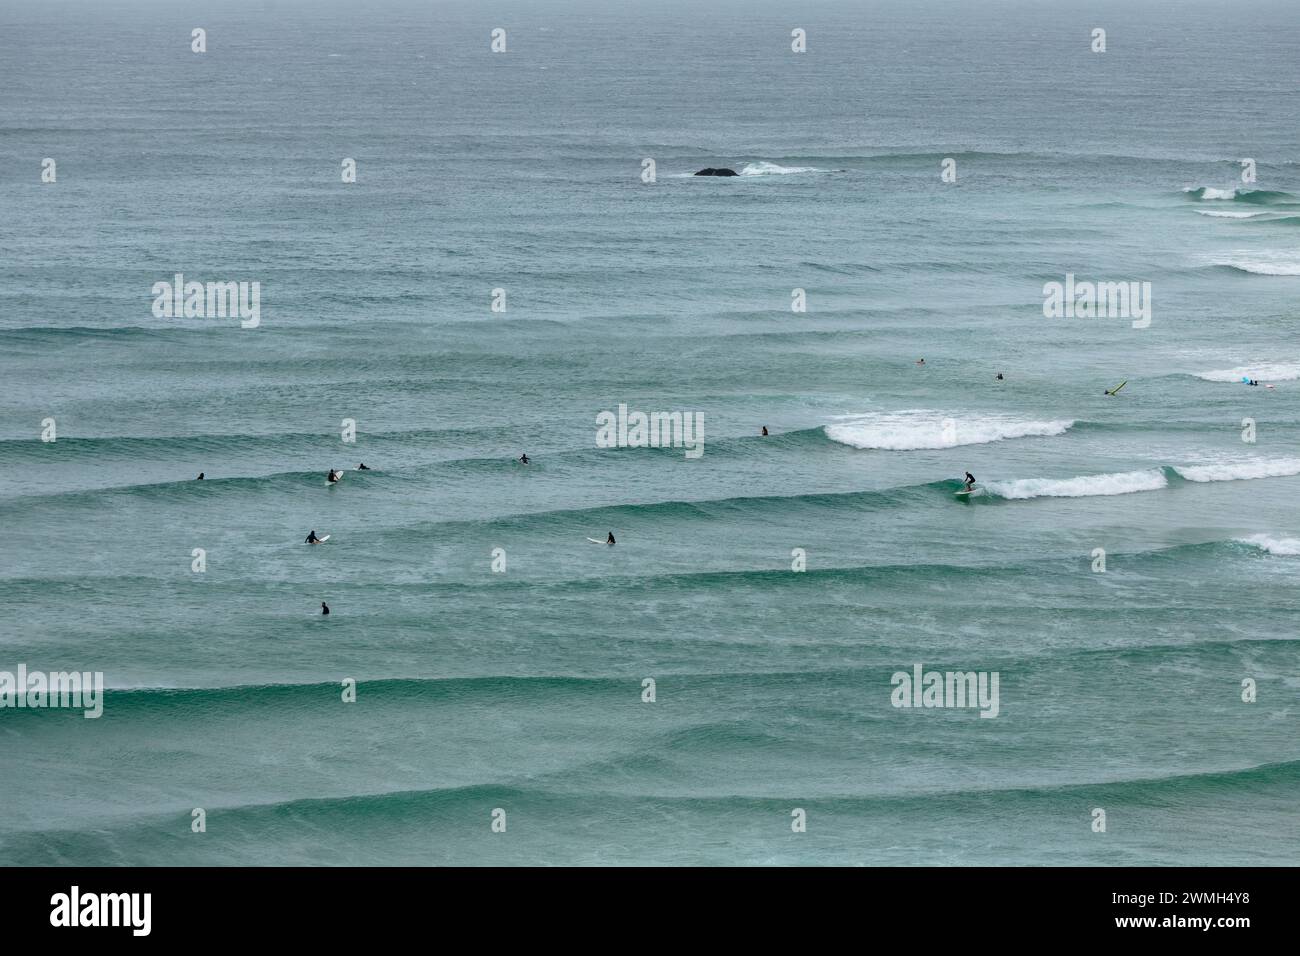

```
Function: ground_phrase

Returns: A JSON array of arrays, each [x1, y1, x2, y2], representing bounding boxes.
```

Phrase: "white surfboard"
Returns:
[[309, 534, 330, 544], [955, 489, 974, 496], [586, 537, 606, 544]]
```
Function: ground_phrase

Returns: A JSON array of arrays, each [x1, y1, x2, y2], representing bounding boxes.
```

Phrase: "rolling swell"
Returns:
[[6, 758, 1295, 855]]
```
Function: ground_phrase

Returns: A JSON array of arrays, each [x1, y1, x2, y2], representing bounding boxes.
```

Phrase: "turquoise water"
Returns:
[[1, 0, 1298, 865]]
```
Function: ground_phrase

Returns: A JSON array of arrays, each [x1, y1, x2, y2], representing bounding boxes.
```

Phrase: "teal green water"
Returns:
[[1, 0, 1298, 865]]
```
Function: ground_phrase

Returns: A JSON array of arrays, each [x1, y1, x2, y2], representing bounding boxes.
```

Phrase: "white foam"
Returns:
[[1194, 363, 1300, 382], [1212, 257, 1300, 276], [1194, 209, 1264, 219], [1239, 534, 1300, 556], [738, 161, 822, 176], [1174, 457, 1300, 483], [1185, 186, 1238, 200], [985, 469, 1167, 500], [824, 412, 1073, 451]]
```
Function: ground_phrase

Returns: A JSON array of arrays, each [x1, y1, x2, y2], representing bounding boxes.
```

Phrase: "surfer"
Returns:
[[963, 471, 975, 492], [761, 426, 768, 436], [607, 532, 616, 546], [995, 373, 1004, 381], [1249, 379, 1260, 386], [196, 472, 205, 480], [916, 358, 926, 366], [306, 530, 321, 544], [327, 469, 341, 482], [321, 602, 330, 615], [519, 453, 530, 464], [357, 463, 371, 470]]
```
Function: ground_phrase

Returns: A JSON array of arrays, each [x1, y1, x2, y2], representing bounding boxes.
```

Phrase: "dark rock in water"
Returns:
[[694, 167, 739, 177]]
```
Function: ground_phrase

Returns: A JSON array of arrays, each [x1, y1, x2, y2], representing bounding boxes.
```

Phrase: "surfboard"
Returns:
[[955, 490, 974, 496], [309, 535, 330, 544], [1106, 380, 1127, 395], [586, 537, 606, 544]]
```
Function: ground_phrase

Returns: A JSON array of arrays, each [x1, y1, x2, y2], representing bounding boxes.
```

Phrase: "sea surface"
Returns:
[[1, 0, 1298, 865]]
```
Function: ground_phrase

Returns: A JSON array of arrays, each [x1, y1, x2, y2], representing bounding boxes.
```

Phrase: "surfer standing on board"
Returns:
[[963, 471, 976, 493]]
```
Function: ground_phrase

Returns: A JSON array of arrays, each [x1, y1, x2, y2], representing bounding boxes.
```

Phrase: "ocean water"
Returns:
[[1, 0, 1298, 866]]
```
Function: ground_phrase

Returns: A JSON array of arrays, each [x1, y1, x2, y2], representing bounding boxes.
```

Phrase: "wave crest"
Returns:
[[1173, 458, 1300, 482], [824, 412, 1073, 451], [1193, 363, 1300, 382], [738, 161, 823, 176], [1238, 534, 1300, 556], [1184, 187, 1296, 204], [985, 469, 1167, 500]]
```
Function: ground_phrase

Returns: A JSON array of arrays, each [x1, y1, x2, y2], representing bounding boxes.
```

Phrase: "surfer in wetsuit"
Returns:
[[963, 471, 975, 492], [306, 530, 321, 544], [607, 532, 616, 545], [197, 472, 205, 479], [321, 602, 330, 615], [761, 426, 769, 436], [327, 469, 340, 482], [995, 373, 1004, 381], [357, 463, 371, 470], [519, 453, 529, 464]]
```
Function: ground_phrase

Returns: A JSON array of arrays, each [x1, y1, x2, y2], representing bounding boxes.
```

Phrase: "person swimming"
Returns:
[[327, 469, 340, 482], [321, 601, 330, 615], [357, 463, 370, 470], [519, 453, 530, 464], [916, 358, 926, 366], [761, 426, 769, 436], [963, 471, 975, 492], [306, 530, 321, 544], [606, 532, 616, 545], [995, 373, 1004, 381], [196, 472, 205, 480]]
